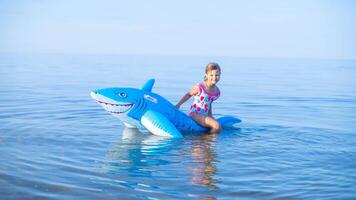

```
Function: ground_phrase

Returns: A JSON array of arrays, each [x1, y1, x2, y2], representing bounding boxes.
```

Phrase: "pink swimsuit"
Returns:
[[189, 83, 220, 116]]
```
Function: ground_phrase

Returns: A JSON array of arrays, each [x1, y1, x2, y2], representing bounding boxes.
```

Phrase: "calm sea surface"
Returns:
[[0, 53, 355, 199]]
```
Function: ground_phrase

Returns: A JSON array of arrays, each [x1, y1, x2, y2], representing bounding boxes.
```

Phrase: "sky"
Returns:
[[0, 0, 355, 59]]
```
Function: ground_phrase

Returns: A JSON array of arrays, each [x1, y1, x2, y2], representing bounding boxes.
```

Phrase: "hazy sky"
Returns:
[[0, 0, 355, 59]]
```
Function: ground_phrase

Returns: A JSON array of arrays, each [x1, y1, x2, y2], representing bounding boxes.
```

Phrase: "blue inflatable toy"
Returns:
[[90, 79, 241, 138]]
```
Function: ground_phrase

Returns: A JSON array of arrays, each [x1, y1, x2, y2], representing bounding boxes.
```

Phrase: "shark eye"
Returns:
[[118, 92, 127, 98]]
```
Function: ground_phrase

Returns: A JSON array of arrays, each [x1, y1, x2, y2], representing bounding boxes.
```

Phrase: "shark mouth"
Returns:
[[96, 100, 133, 114]]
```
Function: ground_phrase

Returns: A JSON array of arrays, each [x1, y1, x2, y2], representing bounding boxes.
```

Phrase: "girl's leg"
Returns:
[[191, 113, 221, 133]]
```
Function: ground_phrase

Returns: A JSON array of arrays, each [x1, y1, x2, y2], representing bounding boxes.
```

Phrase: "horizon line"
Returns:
[[0, 51, 355, 62]]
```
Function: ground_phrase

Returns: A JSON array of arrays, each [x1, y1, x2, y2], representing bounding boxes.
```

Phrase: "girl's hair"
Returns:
[[204, 62, 221, 81]]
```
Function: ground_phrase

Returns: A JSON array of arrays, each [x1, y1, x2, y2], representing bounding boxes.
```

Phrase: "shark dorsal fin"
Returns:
[[141, 79, 155, 92]]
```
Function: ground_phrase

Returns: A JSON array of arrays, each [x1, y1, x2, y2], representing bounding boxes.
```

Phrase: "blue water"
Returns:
[[1, 53, 356, 199]]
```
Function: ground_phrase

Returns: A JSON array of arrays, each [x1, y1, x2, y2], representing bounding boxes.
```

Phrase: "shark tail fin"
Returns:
[[141, 79, 155, 92], [217, 116, 241, 127]]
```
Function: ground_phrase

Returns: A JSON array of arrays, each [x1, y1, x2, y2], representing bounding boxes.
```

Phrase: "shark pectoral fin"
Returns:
[[141, 110, 182, 138], [217, 116, 242, 127]]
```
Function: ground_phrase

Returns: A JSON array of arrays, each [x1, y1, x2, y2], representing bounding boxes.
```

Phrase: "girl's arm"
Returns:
[[176, 85, 199, 108], [209, 86, 219, 117]]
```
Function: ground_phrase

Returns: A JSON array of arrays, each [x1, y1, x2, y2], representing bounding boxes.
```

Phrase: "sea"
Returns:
[[0, 53, 355, 199]]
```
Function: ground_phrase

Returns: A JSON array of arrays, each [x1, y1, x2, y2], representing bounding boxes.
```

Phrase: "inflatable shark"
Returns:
[[90, 79, 241, 138]]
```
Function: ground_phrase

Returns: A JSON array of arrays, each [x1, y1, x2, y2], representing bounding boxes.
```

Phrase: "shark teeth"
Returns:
[[96, 100, 133, 114]]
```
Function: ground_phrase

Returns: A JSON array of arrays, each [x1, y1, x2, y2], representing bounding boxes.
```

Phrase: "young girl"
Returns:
[[176, 63, 221, 133]]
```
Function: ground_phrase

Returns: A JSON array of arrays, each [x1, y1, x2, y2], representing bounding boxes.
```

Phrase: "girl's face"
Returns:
[[205, 69, 220, 85]]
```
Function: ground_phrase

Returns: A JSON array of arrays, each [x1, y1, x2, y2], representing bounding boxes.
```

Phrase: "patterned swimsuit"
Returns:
[[189, 83, 220, 116]]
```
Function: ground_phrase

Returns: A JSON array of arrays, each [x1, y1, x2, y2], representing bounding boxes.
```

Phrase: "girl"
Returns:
[[176, 63, 221, 133]]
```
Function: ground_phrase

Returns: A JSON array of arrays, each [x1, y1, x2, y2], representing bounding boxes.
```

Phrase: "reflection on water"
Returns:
[[101, 128, 222, 199], [190, 133, 219, 190], [102, 128, 176, 175]]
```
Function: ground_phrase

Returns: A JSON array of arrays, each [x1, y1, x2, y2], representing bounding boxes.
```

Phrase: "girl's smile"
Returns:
[[205, 69, 220, 86]]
